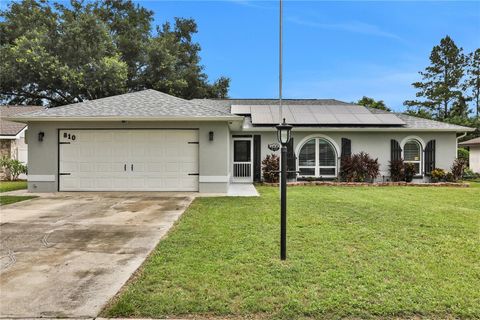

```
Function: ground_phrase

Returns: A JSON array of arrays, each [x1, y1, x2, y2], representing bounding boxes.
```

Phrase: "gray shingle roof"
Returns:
[[1, 106, 45, 135], [11, 90, 239, 120], [192, 98, 350, 114], [459, 137, 480, 146], [193, 98, 474, 131]]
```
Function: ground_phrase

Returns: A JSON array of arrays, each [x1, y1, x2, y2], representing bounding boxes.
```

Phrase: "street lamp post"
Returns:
[[276, 119, 292, 260], [276, 0, 292, 260]]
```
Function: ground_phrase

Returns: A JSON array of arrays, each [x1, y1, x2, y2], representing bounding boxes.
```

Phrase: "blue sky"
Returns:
[[2, 0, 479, 110], [138, 0, 480, 111]]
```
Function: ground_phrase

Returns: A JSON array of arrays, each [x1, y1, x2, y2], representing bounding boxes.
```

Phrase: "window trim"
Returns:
[[401, 136, 425, 176], [296, 136, 339, 178]]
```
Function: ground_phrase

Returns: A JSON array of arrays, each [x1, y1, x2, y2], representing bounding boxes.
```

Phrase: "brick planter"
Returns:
[[261, 181, 470, 187]]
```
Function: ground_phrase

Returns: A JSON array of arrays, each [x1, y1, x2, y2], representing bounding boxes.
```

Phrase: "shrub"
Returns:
[[457, 147, 469, 165], [463, 168, 480, 180], [430, 168, 446, 183], [445, 172, 455, 182], [388, 159, 405, 182], [0, 156, 27, 181], [451, 158, 467, 182], [404, 163, 416, 183], [340, 152, 380, 182], [262, 154, 279, 183]]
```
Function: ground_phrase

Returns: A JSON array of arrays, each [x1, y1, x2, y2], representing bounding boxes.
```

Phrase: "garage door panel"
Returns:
[[59, 129, 199, 191], [62, 162, 78, 173], [61, 177, 77, 190], [78, 162, 94, 173], [147, 163, 164, 172], [95, 178, 113, 189], [131, 163, 146, 173]]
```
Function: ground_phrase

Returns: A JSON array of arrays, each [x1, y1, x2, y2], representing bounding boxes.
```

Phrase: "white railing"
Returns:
[[233, 162, 251, 178]]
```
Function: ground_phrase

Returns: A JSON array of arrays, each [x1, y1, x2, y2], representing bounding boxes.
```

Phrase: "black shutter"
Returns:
[[253, 135, 261, 182], [341, 138, 351, 158], [287, 138, 296, 180], [424, 139, 436, 175], [391, 139, 402, 161]]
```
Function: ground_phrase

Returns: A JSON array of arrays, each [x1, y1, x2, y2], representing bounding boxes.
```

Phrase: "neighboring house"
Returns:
[[1, 106, 44, 180], [459, 137, 480, 173], [8, 90, 474, 193]]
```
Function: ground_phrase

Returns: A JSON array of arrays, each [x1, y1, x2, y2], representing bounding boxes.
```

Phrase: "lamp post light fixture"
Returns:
[[276, 118, 292, 260]]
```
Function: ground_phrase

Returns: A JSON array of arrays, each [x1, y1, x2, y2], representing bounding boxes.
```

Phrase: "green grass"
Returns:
[[0, 180, 27, 192], [0, 195, 36, 206], [103, 186, 480, 319], [467, 179, 480, 188]]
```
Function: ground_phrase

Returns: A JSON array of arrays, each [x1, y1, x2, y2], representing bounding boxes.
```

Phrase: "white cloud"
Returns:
[[287, 16, 404, 42]]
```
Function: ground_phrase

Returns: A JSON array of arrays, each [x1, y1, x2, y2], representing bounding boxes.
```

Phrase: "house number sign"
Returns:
[[268, 143, 280, 151], [63, 132, 76, 141]]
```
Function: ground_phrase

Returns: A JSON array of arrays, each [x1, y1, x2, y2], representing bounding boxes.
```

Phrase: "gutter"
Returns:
[[456, 132, 468, 156], [240, 126, 476, 133]]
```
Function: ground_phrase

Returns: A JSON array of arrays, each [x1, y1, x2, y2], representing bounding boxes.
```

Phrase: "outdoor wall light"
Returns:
[[38, 131, 45, 142], [209, 131, 214, 141]]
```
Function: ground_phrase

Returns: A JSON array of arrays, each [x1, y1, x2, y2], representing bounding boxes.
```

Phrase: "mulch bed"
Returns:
[[261, 181, 470, 187]]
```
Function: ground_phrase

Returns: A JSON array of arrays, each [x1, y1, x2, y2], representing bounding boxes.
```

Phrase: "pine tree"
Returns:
[[466, 49, 480, 118], [404, 36, 466, 120]]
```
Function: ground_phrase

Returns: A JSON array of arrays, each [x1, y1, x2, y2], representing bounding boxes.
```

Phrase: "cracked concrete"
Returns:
[[0, 192, 194, 318]]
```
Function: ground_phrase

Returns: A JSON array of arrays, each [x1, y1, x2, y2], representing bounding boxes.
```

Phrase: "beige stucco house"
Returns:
[[459, 137, 480, 173], [8, 90, 475, 193], [0, 106, 44, 179]]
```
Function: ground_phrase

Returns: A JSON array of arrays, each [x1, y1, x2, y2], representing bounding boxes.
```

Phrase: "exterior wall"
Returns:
[[231, 130, 458, 180], [469, 146, 480, 173], [0, 139, 12, 180], [26, 121, 230, 193], [0, 139, 12, 158]]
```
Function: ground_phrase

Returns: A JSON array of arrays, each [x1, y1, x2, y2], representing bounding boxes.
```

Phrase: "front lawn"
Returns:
[[104, 186, 480, 319], [0, 180, 27, 192], [0, 195, 36, 206]]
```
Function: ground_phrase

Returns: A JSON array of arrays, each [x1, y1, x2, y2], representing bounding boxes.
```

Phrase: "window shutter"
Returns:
[[253, 135, 261, 182], [424, 139, 436, 175], [391, 139, 402, 161], [287, 138, 296, 179], [341, 138, 351, 158]]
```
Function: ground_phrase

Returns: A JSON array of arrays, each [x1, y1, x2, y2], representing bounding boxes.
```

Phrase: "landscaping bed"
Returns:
[[262, 181, 470, 187]]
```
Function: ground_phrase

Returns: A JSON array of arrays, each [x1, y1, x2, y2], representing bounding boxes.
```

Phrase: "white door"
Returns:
[[59, 129, 199, 191], [232, 137, 253, 183]]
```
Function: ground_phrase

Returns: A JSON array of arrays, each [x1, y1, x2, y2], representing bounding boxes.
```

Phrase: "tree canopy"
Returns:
[[404, 36, 467, 120], [356, 96, 391, 112], [0, 0, 230, 106], [404, 35, 479, 139]]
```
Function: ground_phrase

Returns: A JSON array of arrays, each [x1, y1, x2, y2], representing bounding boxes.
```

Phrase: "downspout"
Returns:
[[456, 132, 467, 158]]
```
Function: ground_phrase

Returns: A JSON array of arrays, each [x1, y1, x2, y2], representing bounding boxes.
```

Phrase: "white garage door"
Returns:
[[59, 129, 199, 191]]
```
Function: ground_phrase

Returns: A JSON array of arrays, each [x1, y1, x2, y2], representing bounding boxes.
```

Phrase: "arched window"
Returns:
[[404, 139, 422, 174], [298, 138, 337, 177]]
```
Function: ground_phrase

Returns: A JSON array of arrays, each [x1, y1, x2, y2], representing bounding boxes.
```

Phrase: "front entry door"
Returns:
[[232, 138, 253, 183]]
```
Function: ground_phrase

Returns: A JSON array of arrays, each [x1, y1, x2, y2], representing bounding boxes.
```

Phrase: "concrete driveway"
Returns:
[[0, 192, 194, 318]]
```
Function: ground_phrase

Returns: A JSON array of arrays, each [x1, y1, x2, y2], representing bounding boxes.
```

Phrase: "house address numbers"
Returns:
[[63, 132, 76, 141]]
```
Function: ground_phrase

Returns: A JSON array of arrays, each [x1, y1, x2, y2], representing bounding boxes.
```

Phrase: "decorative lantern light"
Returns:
[[275, 118, 292, 146]]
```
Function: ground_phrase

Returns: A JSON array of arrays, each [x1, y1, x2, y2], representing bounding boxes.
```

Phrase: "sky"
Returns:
[[135, 0, 480, 111], [1, 0, 479, 111]]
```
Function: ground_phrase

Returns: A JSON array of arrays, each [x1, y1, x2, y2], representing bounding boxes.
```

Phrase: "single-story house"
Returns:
[[8, 89, 474, 193], [459, 137, 480, 173], [1, 105, 45, 179]]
